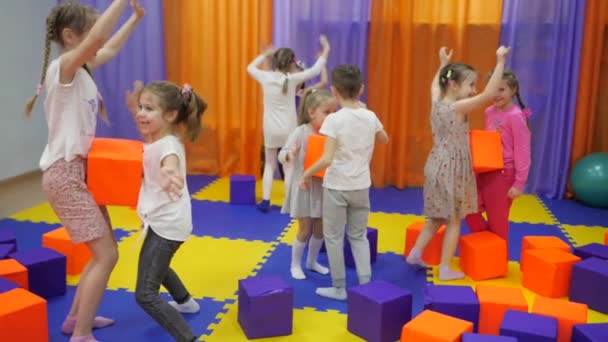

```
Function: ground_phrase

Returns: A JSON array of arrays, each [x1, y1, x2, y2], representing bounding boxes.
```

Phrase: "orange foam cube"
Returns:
[[520, 236, 570, 270], [0, 288, 48, 342], [303, 134, 327, 178], [0, 259, 28, 289], [476, 284, 528, 335], [42, 227, 91, 275], [87, 138, 143, 207], [522, 248, 580, 298], [532, 296, 588, 342], [404, 221, 446, 266], [459, 231, 508, 281], [401, 310, 473, 342], [470, 130, 504, 173]]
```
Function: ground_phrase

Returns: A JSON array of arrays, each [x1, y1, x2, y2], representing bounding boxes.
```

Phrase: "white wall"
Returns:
[[0, 1, 56, 181]]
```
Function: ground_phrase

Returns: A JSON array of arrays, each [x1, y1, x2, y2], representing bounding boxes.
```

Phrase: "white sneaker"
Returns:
[[168, 297, 200, 313]]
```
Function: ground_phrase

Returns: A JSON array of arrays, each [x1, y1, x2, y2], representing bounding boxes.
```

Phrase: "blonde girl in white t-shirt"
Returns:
[[126, 80, 207, 342], [24, 1, 144, 341], [247, 36, 330, 213]]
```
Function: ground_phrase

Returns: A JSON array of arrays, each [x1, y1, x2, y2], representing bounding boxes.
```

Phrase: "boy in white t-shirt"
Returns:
[[299, 65, 389, 300]]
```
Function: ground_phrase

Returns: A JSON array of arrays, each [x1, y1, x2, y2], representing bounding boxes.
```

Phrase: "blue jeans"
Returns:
[[135, 228, 196, 342]]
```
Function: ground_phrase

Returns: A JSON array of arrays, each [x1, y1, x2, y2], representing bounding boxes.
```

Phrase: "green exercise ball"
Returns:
[[570, 152, 608, 208]]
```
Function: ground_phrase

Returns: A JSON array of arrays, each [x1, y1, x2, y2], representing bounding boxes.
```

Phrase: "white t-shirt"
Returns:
[[137, 135, 192, 242], [247, 55, 326, 148], [320, 107, 384, 191], [40, 57, 98, 171]]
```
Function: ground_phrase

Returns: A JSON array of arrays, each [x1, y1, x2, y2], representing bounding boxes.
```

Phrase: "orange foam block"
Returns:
[[0, 259, 28, 289], [520, 236, 571, 270], [459, 231, 508, 281], [522, 248, 580, 298], [404, 221, 446, 266], [303, 134, 327, 178], [87, 138, 143, 207], [0, 288, 48, 342], [476, 284, 528, 335], [470, 130, 504, 173], [531, 296, 587, 342], [42, 227, 91, 275], [401, 310, 473, 342]]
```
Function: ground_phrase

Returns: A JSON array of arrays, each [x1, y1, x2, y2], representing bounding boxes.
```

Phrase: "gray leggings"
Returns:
[[135, 228, 196, 342]]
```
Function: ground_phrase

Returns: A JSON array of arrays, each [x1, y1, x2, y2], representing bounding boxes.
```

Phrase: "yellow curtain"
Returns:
[[164, 0, 273, 176], [367, 0, 503, 188], [570, 0, 608, 172]]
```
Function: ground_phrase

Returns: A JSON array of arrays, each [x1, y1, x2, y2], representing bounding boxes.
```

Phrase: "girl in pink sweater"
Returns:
[[465, 69, 531, 241]]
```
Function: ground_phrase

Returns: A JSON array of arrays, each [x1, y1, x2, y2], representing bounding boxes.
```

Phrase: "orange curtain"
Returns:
[[570, 0, 608, 170], [164, 0, 273, 176], [367, 0, 503, 188]]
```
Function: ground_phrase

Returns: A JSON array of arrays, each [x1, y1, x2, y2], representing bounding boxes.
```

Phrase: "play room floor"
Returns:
[[2, 175, 607, 341]]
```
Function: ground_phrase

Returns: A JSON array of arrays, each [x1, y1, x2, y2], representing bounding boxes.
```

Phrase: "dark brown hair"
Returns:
[[438, 62, 476, 95], [271, 48, 295, 94], [142, 81, 208, 141], [331, 64, 362, 100]]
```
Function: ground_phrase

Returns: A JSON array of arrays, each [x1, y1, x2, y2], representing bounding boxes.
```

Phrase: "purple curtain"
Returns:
[[499, 0, 586, 199], [60, 0, 166, 140], [272, 0, 371, 101]]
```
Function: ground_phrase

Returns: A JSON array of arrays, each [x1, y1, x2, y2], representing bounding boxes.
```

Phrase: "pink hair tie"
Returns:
[[182, 84, 192, 100], [522, 108, 532, 119], [36, 83, 43, 96]]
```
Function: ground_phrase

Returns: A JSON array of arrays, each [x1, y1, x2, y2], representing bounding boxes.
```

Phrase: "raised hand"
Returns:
[[130, 0, 145, 19], [496, 46, 510, 61], [439, 47, 453, 65], [126, 80, 144, 114]]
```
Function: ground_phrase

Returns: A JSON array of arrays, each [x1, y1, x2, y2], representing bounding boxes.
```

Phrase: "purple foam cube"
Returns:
[[500, 309, 557, 341], [9, 247, 66, 299], [570, 257, 608, 314], [230, 174, 256, 205], [345, 228, 378, 268], [347, 280, 412, 342], [0, 277, 18, 294], [0, 230, 17, 248], [462, 333, 517, 341], [574, 243, 608, 261], [424, 284, 480, 331], [238, 276, 293, 339], [0, 243, 16, 259], [572, 323, 608, 341]]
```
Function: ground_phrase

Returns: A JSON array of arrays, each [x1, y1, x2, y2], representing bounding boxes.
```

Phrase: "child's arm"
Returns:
[[247, 47, 275, 82], [290, 36, 330, 84], [508, 114, 531, 198], [305, 64, 328, 91], [160, 154, 184, 201], [376, 130, 389, 144], [431, 47, 453, 102], [453, 46, 510, 114], [60, 0, 130, 83], [278, 128, 301, 164], [88, 1, 145, 70], [125, 80, 145, 138]]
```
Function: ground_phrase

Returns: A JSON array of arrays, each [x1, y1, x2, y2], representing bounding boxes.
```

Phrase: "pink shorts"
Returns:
[[42, 157, 111, 243]]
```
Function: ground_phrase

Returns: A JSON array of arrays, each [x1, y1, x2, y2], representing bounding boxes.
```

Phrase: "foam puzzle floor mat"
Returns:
[[1, 175, 607, 341]]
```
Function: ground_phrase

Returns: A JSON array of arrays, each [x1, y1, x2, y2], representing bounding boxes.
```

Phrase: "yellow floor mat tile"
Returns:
[[11, 202, 60, 224], [278, 219, 298, 245], [560, 224, 608, 247], [202, 304, 361, 342], [428, 258, 608, 323], [368, 213, 425, 254], [509, 195, 558, 225], [192, 177, 286, 207], [107, 232, 276, 301], [10, 202, 142, 231]]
